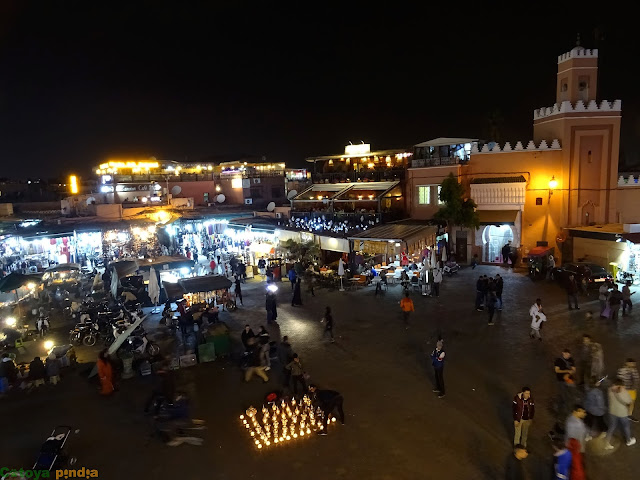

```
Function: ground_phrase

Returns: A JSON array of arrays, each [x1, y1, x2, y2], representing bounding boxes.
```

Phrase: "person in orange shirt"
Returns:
[[97, 349, 114, 396], [400, 292, 414, 328]]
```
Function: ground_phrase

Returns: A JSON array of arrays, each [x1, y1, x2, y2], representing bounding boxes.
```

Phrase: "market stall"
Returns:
[[42, 263, 81, 289]]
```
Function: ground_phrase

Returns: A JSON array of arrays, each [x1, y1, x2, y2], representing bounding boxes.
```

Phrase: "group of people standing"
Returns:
[[508, 333, 639, 479], [475, 274, 505, 325]]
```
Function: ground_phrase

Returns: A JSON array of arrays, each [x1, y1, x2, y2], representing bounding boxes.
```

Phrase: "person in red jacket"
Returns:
[[513, 386, 535, 448]]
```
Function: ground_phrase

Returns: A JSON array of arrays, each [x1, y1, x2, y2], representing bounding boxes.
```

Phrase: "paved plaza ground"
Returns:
[[2, 265, 639, 479]]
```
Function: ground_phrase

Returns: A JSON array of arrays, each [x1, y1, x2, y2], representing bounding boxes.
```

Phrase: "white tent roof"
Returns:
[[414, 137, 478, 148]]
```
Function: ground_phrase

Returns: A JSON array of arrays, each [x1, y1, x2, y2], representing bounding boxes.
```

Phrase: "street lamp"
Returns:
[[548, 176, 558, 200]]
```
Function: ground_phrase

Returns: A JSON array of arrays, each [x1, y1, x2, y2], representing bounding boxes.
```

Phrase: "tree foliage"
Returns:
[[434, 173, 480, 232], [280, 239, 320, 264]]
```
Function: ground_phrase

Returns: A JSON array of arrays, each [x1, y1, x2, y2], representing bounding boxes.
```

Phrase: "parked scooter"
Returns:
[[443, 260, 460, 276]]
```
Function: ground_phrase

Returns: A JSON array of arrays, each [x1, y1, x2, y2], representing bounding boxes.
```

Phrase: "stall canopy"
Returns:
[[44, 263, 81, 273], [477, 210, 518, 225], [110, 256, 193, 278], [0, 272, 39, 292], [110, 260, 138, 279], [163, 275, 232, 300], [349, 223, 437, 245]]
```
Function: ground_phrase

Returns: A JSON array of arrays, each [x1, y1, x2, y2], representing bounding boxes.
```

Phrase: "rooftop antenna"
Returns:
[[361, 140, 365, 144], [348, 141, 353, 145], [576, 32, 581, 47]]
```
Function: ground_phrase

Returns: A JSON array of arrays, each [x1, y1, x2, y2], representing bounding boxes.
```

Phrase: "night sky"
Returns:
[[1, 3, 638, 179]]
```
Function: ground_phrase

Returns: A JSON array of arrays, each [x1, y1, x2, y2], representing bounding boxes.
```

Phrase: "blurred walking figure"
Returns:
[[622, 281, 634, 315], [566, 274, 580, 310], [321, 306, 334, 342], [598, 281, 610, 315], [604, 379, 636, 449], [286, 354, 306, 395], [97, 349, 114, 396], [608, 284, 623, 321], [584, 376, 607, 439], [617, 358, 640, 422], [291, 277, 303, 306], [430, 340, 446, 398], [529, 311, 546, 341]]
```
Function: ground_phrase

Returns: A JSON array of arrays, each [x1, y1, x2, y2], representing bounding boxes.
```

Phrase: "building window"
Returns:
[[418, 186, 430, 205], [250, 185, 263, 199]]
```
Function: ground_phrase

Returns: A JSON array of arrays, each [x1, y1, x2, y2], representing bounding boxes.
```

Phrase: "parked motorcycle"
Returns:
[[443, 260, 460, 276], [617, 270, 635, 285]]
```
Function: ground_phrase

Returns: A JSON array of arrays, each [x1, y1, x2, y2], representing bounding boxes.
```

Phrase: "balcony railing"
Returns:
[[283, 210, 403, 236], [410, 156, 468, 168], [311, 169, 405, 184]]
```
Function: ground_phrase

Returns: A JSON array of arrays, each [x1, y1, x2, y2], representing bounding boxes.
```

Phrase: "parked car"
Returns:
[[550, 262, 613, 289]]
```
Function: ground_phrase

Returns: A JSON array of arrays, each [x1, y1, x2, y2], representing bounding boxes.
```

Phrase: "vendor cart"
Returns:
[[527, 246, 555, 280]]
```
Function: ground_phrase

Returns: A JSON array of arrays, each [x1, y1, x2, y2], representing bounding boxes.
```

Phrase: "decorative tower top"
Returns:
[[556, 38, 598, 104]]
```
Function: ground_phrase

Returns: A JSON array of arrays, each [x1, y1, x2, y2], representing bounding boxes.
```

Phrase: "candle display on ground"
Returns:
[[240, 395, 337, 449]]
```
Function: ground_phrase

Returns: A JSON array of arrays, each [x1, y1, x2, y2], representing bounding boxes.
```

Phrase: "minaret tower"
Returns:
[[533, 37, 622, 226]]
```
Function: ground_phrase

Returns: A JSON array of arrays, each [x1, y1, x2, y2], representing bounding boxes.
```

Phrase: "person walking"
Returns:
[[529, 298, 543, 323], [589, 343, 605, 380], [487, 290, 498, 326], [578, 334, 592, 387], [265, 290, 278, 324], [552, 439, 572, 480], [36, 316, 50, 338], [432, 266, 443, 297], [529, 310, 546, 341], [288, 267, 297, 291], [604, 378, 637, 449], [567, 438, 586, 480], [244, 341, 269, 383], [430, 340, 446, 398], [598, 281, 610, 315], [584, 376, 607, 439], [45, 353, 61, 386], [259, 337, 271, 371], [97, 349, 114, 396], [234, 276, 243, 305], [622, 281, 634, 315], [28, 356, 46, 387], [291, 277, 303, 306], [495, 274, 504, 310], [400, 292, 414, 328], [564, 404, 588, 452], [617, 358, 640, 422], [512, 387, 535, 447], [209, 258, 217, 274], [286, 353, 306, 395], [608, 284, 623, 321], [321, 306, 335, 342], [566, 274, 580, 310], [308, 384, 345, 435]]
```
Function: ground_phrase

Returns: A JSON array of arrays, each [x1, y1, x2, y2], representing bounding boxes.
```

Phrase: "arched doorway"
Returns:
[[482, 225, 514, 262]]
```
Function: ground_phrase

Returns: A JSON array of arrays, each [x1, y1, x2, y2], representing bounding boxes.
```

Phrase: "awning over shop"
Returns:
[[137, 256, 193, 271], [110, 256, 193, 278], [44, 263, 81, 273], [318, 235, 350, 253], [110, 260, 138, 278], [179, 275, 232, 293], [163, 275, 232, 299], [349, 223, 437, 245], [477, 210, 518, 225]]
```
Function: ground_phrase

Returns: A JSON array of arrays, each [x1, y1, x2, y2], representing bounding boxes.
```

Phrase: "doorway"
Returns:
[[482, 225, 514, 263], [455, 231, 468, 263]]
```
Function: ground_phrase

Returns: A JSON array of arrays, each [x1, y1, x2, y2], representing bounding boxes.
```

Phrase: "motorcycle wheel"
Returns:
[[147, 342, 160, 356], [83, 334, 97, 347], [69, 333, 80, 345]]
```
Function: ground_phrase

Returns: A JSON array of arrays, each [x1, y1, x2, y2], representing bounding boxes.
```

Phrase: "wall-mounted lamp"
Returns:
[[548, 175, 558, 200]]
